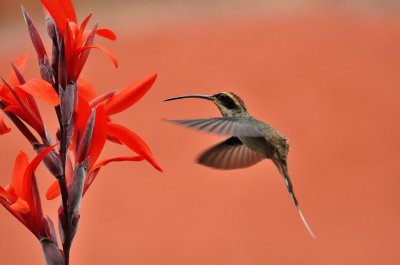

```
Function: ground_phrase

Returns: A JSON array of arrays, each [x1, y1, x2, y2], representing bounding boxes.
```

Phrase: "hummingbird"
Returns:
[[164, 92, 316, 238]]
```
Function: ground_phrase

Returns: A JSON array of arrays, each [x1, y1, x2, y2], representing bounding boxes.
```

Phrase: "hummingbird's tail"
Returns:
[[273, 158, 316, 239]]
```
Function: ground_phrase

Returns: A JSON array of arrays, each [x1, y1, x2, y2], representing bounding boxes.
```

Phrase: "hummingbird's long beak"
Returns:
[[164, 94, 214, 102]]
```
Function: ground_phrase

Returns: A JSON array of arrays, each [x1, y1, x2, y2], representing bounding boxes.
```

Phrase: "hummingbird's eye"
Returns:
[[216, 94, 237, 109]]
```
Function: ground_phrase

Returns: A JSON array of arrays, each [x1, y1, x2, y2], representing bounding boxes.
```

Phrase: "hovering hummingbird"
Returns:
[[164, 92, 316, 238]]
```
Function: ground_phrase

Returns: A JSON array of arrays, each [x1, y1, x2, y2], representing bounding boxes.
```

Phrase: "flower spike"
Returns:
[[1, 1, 162, 264]]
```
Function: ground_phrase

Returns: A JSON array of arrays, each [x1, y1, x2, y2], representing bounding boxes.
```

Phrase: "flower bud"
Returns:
[[41, 238, 64, 265], [34, 144, 63, 178]]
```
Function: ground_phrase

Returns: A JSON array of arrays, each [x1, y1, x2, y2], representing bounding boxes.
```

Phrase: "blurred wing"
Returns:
[[167, 117, 264, 137], [197, 137, 265, 169]]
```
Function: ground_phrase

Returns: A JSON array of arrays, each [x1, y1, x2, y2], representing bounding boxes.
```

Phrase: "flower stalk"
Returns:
[[0, 1, 162, 264]]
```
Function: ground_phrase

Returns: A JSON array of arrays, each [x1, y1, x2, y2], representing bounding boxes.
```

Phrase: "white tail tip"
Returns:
[[297, 206, 316, 239]]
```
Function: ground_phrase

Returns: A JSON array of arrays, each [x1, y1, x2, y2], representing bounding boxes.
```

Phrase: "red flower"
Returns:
[[89, 73, 162, 172], [46, 73, 162, 199], [0, 54, 59, 140], [1, 1, 161, 263], [40, 0, 118, 82], [0, 146, 55, 238]]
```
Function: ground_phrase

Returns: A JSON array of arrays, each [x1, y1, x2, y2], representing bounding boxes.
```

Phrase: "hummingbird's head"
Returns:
[[164, 92, 248, 117], [211, 92, 247, 117]]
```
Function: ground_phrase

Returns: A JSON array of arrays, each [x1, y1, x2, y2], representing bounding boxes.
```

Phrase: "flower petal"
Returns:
[[23, 145, 57, 203], [0, 114, 11, 135], [88, 105, 107, 165], [91, 156, 143, 173], [3, 105, 25, 119], [64, 22, 75, 81], [79, 44, 118, 68], [75, 97, 92, 130], [107, 122, 162, 172], [9, 53, 29, 87], [46, 181, 60, 200], [18, 79, 60, 106], [78, 78, 96, 101], [12, 152, 30, 198], [75, 14, 93, 49], [84, 156, 144, 193], [96, 28, 117, 41], [0, 190, 30, 232], [73, 24, 98, 79], [0, 187, 13, 204], [40, 0, 76, 34], [10, 64, 42, 120], [0, 85, 12, 102], [59, 0, 77, 24], [72, 96, 92, 152], [10, 197, 30, 214], [65, 155, 74, 186], [2, 78, 42, 133], [103, 73, 157, 115]]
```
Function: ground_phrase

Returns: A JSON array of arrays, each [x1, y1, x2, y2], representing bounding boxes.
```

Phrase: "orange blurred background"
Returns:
[[1, 0, 400, 264]]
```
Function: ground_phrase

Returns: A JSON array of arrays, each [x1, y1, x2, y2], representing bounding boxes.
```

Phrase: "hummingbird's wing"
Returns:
[[197, 137, 265, 169], [166, 118, 265, 137]]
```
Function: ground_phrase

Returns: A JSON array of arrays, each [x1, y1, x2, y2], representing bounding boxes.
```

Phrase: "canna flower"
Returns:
[[46, 73, 162, 199], [0, 146, 55, 238], [40, 0, 117, 83], [1, 0, 161, 263], [83, 72, 163, 192], [0, 54, 59, 142], [5, 0, 163, 201]]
